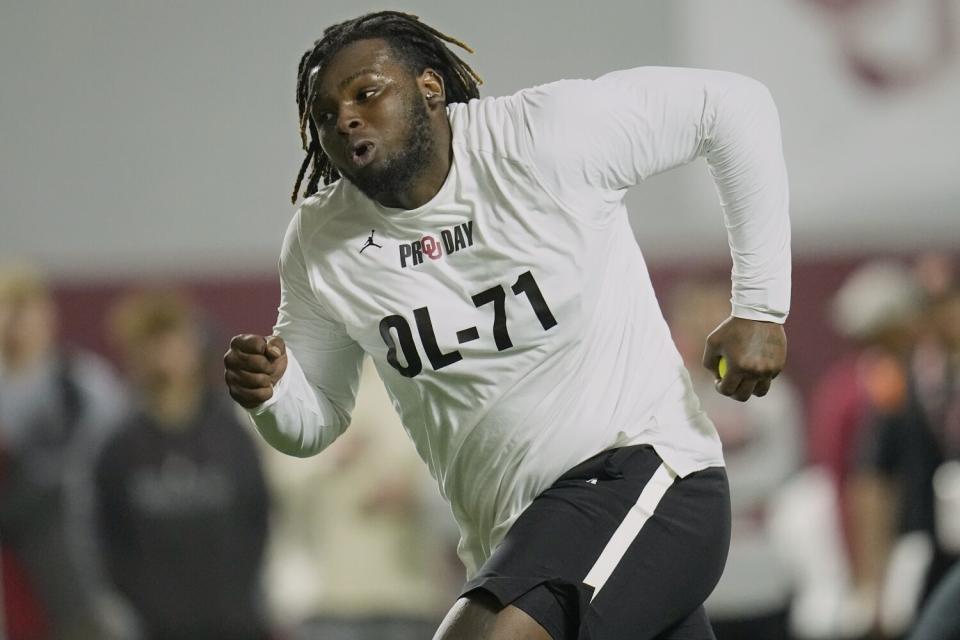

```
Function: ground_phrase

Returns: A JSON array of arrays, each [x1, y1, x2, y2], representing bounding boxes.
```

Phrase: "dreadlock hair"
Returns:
[[291, 11, 483, 204]]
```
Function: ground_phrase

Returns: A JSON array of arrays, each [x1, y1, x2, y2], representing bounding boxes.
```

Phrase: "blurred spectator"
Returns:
[[94, 289, 270, 640], [261, 359, 460, 640], [854, 260, 960, 637], [807, 261, 922, 615], [0, 265, 125, 640], [669, 279, 804, 640]]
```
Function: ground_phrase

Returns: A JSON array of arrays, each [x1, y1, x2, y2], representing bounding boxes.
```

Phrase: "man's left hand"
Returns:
[[702, 316, 787, 402]]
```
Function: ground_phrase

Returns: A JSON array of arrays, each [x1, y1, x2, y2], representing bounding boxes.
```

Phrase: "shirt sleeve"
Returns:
[[245, 211, 365, 457], [517, 66, 791, 323]]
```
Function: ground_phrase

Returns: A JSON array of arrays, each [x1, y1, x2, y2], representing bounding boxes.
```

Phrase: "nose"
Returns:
[[336, 105, 363, 135]]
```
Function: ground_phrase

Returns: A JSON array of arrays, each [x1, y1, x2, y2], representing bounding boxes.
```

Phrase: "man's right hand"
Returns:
[[224, 334, 288, 409]]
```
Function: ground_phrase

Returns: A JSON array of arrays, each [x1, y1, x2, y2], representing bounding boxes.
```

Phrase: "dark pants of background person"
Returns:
[[909, 561, 960, 640], [295, 615, 440, 640], [711, 608, 790, 640]]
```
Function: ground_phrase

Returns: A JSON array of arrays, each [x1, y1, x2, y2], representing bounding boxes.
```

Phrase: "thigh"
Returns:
[[433, 591, 553, 640], [581, 465, 730, 639], [463, 446, 731, 640]]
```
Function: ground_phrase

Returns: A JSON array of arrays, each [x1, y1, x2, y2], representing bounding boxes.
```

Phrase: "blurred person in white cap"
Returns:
[[853, 257, 960, 637], [0, 264, 125, 640], [806, 261, 922, 619]]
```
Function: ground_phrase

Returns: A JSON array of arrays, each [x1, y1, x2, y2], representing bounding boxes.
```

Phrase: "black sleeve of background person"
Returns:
[[900, 403, 945, 537], [232, 407, 270, 571], [853, 392, 942, 537], [855, 410, 907, 475], [217, 400, 271, 589], [92, 426, 139, 597]]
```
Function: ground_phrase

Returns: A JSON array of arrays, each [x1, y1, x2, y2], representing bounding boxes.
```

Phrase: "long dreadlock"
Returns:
[[291, 11, 483, 204]]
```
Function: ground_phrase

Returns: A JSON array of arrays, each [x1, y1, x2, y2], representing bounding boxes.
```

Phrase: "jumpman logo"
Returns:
[[359, 229, 382, 254]]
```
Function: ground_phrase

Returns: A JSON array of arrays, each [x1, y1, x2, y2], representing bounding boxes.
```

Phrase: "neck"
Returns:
[[2, 343, 53, 375], [376, 116, 452, 210]]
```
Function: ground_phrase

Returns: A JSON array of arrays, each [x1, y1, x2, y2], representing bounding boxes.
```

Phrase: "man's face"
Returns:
[[130, 327, 201, 391], [310, 38, 434, 200], [0, 293, 55, 368], [933, 292, 960, 350]]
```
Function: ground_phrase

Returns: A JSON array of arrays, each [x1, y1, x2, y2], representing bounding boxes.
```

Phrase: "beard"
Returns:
[[342, 93, 434, 202]]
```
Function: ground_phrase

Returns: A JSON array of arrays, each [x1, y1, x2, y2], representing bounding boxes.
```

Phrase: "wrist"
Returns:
[[730, 304, 787, 324], [246, 368, 289, 415]]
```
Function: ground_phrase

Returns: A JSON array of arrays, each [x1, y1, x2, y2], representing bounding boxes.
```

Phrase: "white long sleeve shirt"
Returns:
[[249, 66, 791, 575]]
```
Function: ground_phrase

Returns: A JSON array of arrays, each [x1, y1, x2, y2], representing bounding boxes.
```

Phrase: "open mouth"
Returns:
[[350, 141, 376, 169]]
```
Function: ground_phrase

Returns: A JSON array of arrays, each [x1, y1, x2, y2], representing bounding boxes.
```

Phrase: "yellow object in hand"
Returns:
[[718, 357, 728, 379]]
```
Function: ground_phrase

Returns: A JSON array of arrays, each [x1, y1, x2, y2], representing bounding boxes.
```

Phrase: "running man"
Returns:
[[224, 11, 790, 640]]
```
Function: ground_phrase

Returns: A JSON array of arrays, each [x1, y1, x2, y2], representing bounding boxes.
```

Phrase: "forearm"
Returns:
[[246, 348, 350, 457]]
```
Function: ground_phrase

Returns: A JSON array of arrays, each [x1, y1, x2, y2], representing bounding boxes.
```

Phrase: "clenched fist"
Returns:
[[702, 316, 787, 402], [224, 334, 288, 409]]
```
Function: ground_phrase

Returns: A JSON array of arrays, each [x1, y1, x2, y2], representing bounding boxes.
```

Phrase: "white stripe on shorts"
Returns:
[[582, 463, 677, 601]]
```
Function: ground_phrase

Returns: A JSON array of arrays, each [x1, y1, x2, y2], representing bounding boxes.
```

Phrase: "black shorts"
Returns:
[[461, 445, 731, 640]]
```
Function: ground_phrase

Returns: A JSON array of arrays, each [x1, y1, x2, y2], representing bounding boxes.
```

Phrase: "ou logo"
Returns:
[[422, 235, 443, 260]]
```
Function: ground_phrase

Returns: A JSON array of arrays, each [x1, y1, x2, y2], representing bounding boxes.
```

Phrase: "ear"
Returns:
[[418, 68, 446, 108]]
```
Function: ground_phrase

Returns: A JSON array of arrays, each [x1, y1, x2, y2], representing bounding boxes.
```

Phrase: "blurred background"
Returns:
[[1, 1, 958, 639]]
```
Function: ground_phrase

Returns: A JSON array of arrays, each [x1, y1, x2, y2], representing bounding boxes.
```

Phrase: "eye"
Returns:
[[356, 88, 378, 102]]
